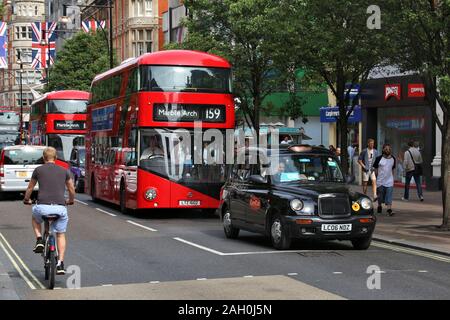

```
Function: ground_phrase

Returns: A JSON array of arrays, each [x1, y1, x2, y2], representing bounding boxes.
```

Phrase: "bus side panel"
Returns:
[[170, 182, 220, 209], [137, 169, 171, 209]]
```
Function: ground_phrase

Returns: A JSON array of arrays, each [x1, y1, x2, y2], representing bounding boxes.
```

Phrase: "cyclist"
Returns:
[[23, 147, 75, 275]]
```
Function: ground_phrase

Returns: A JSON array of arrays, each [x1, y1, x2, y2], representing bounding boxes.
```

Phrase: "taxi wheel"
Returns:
[[223, 209, 239, 239], [351, 236, 372, 250], [270, 215, 291, 250]]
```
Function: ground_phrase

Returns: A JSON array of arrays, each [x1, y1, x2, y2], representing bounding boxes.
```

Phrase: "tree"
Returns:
[[45, 31, 112, 92], [177, 0, 294, 138], [388, 0, 450, 229], [281, 0, 392, 175]]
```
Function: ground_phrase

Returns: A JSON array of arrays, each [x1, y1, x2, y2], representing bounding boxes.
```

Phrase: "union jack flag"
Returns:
[[31, 22, 57, 70], [0, 22, 8, 69], [82, 20, 106, 33]]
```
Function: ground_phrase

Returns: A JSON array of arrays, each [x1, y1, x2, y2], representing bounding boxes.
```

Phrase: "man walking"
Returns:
[[358, 139, 379, 201], [373, 144, 396, 216], [402, 140, 424, 201], [23, 147, 75, 275]]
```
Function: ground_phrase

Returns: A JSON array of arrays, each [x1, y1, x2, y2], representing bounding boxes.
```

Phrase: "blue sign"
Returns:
[[91, 105, 116, 131], [345, 83, 361, 100], [320, 106, 362, 123]]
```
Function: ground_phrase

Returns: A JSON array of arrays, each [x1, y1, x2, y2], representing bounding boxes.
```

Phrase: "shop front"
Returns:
[[361, 75, 434, 188]]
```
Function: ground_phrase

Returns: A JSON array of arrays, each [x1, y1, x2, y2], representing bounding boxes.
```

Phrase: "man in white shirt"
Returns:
[[373, 144, 396, 216]]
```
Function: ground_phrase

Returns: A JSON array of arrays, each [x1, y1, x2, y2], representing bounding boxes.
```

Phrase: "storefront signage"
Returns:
[[91, 105, 116, 131], [408, 84, 425, 98], [385, 84, 401, 100], [320, 106, 362, 123], [386, 117, 425, 131]]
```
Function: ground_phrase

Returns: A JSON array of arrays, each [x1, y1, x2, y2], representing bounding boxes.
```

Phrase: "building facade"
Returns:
[[81, 0, 160, 64], [0, 0, 46, 114], [161, 0, 186, 48]]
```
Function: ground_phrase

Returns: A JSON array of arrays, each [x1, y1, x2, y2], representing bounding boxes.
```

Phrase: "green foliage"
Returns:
[[45, 32, 112, 92], [182, 0, 296, 130]]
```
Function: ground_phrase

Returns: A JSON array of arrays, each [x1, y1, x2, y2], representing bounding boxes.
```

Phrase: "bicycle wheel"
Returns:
[[48, 243, 56, 290]]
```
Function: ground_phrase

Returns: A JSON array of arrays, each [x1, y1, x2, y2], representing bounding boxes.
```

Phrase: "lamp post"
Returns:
[[17, 52, 24, 144], [61, 2, 114, 69]]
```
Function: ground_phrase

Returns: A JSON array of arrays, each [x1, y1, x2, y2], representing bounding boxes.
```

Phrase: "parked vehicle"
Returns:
[[69, 146, 86, 193], [218, 145, 376, 250], [0, 145, 45, 197]]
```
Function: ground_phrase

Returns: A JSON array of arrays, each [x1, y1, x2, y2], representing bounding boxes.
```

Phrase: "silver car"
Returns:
[[0, 145, 46, 194]]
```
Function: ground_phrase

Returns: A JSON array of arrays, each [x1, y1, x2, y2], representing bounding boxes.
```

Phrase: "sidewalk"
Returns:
[[350, 185, 450, 255]]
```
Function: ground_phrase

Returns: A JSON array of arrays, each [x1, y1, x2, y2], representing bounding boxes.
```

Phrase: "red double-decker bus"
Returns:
[[29, 90, 89, 168], [86, 50, 235, 213]]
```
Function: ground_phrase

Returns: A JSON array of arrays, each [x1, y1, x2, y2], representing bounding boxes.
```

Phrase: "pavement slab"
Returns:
[[25, 275, 345, 300]]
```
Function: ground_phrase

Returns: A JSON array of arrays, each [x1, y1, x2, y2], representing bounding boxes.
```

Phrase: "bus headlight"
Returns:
[[144, 188, 157, 201], [360, 197, 373, 210]]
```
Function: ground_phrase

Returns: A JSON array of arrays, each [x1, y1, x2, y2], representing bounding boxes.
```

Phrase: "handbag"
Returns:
[[408, 150, 423, 176]]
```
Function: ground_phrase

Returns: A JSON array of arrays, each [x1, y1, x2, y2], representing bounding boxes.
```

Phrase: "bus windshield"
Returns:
[[47, 134, 85, 161], [139, 128, 226, 183], [47, 100, 88, 114], [140, 66, 232, 93]]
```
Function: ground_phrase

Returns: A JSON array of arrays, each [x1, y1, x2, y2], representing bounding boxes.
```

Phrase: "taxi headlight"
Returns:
[[360, 197, 372, 210], [290, 199, 304, 211], [144, 188, 157, 201]]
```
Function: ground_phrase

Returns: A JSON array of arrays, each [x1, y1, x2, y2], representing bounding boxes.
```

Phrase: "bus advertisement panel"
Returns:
[[86, 50, 235, 213]]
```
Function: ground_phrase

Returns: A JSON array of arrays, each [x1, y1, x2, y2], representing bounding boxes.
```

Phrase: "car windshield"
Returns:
[[2, 148, 44, 165], [140, 66, 232, 93], [78, 149, 85, 167], [271, 154, 344, 184]]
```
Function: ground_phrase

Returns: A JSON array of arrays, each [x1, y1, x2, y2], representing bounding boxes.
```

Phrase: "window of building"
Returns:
[[131, 0, 151, 17], [16, 48, 32, 64], [132, 29, 152, 56], [145, 0, 152, 16], [35, 6, 38, 15], [15, 92, 33, 108]]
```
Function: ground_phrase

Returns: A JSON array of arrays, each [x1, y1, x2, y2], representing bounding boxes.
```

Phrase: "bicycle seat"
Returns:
[[42, 215, 61, 221]]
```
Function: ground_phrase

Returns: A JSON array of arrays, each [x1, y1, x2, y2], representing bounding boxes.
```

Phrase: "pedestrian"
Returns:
[[357, 139, 379, 201], [347, 144, 355, 173], [335, 147, 341, 161], [373, 144, 396, 216], [402, 140, 424, 202], [329, 145, 336, 153]]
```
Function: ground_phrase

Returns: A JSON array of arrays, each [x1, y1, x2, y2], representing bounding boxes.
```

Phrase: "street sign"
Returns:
[[320, 106, 362, 123]]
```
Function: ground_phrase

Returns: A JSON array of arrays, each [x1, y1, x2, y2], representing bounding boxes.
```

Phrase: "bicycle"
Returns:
[[25, 200, 73, 290]]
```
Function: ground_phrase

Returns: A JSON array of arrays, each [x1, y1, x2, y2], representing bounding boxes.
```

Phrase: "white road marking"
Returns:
[[173, 238, 226, 255], [333, 272, 343, 274], [126, 220, 157, 232], [102, 284, 113, 287], [372, 241, 450, 263], [96, 208, 117, 217], [0, 236, 36, 290], [149, 281, 160, 284], [0, 232, 45, 289], [418, 270, 429, 273], [196, 278, 207, 281], [243, 275, 254, 278], [75, 199, 89, 206], [288, 273, 298, 276]]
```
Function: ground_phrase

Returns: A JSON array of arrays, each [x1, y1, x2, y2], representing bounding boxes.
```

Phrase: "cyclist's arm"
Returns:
[[24, 178, 37, 203], [66, 178, 75, 205]]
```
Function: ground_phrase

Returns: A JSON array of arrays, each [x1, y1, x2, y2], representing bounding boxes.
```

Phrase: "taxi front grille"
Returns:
[[318, 195, 351, 217]]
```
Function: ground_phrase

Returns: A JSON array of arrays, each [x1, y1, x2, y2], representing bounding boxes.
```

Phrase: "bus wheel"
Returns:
[[120, 184, 128, 214]]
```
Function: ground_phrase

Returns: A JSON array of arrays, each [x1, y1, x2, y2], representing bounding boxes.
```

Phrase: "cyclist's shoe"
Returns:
[[33, 238, 44, 253], [56, 262, 65, 275]]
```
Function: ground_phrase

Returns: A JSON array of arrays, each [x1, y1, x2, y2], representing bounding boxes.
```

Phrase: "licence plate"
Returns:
[[16, 171, 29, 178], [179, 200, 201, 206], [321, 224, 352, 232]]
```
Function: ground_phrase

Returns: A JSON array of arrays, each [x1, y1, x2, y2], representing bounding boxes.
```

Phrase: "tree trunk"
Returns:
[[441, 121, 450, 229], [336, 68, 349, 175]]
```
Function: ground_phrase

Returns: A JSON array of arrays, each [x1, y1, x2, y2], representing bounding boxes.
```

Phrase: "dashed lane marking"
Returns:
[[287, 273, 298, 276], [75, 199, 89, 206], [126, 220, 158, 232], [95, 208, 117, 217]]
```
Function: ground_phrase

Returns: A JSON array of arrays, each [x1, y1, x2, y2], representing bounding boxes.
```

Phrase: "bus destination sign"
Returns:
[[54, 120, 86, 131], [153, 103, 225, 123]]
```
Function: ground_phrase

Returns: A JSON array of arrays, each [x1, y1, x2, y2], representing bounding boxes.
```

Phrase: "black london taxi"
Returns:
[[218, 145, 376, 250]]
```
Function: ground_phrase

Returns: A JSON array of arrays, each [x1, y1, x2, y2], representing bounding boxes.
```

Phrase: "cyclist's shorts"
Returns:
[[32, 204, 68, 233]]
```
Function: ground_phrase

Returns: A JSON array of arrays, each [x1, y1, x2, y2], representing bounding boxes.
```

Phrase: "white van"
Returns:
[[0, 145, 46, 194]]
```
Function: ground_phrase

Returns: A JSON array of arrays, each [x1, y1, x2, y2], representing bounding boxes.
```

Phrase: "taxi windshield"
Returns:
[[271, 154, 344, 184]]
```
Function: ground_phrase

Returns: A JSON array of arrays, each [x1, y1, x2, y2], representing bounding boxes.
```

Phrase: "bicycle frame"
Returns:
[[43, 219, 59, 289]]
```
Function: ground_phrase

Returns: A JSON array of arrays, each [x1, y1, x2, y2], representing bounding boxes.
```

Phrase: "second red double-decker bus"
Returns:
[[29, 90, 89, 168], [86, 50, 235, 213]]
